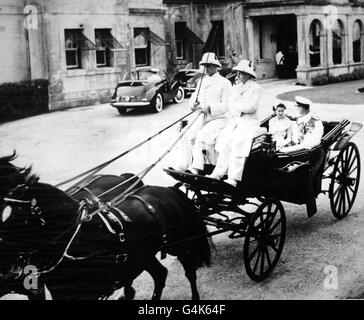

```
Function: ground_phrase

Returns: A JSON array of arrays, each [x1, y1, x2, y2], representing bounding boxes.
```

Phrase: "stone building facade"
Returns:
[[164, 0, 364, 84], [1, 0, 364, 111], [0, 0, 168, 110]]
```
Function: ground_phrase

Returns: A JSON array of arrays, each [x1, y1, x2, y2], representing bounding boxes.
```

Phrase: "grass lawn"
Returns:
[[277, 80, 364, 105]]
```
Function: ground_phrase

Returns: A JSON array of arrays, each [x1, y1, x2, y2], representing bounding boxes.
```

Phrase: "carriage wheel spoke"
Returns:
[[347, 184, 355, 195], [269, 218, 282, 233], [333, 184, 343, 198], [267, 242, 279, 254], [253, 249, 262, 274], [334, 185, 343, 207], [265, 206, 279, 231], [264, 245, 272, 266], [347, 155, 358, 174], [338, 188, 344, 213], [344, 187, 352, 209], [269, 233, 282, 238], [260, 247, 265, 275], [341, 187, 347, 215], [248, 243, 260, 261], [349, 165, 358, 177], [345, 148, 352, 168]]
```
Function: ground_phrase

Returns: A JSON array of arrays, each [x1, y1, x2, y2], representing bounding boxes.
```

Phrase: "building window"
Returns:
[[175, 22, 204, 61], [353, 20, 362, 63], [212, 21, 225, 58], [332, 19, 344, 65], [202, 21, 225, 58], [309, 20, 321, 67], [65, 29, 96, 69], [134, 28, 151, 66], [175, 22, 187, 59], [94, 29, 123, 68], [65, 30, 82, 69]]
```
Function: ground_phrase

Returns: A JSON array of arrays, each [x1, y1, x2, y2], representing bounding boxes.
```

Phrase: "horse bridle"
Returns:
[[2, 183, 43, 220]]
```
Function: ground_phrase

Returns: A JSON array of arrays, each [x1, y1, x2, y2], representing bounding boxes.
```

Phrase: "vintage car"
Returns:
[[110, 67, 185, 115], [172, 69, 203, 96]]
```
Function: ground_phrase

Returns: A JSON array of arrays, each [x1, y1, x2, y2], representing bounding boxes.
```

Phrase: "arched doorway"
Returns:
[[332, 19, 344, 65], [309, 19, 322, 67], [353, 20, 363, 63]]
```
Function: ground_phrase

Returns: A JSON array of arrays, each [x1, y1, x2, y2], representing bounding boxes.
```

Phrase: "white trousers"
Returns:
[[212, 119, 259, 181], [212, 141, 247, 181], [191, 119, 227, 171], [174, 115, 205, 170]]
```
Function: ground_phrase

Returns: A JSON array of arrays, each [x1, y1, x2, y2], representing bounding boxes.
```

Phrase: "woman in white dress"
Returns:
[[268, 104, 293, 150]]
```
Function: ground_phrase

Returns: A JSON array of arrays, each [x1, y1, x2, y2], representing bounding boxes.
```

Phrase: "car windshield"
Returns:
[[123, 69, 163, 82]]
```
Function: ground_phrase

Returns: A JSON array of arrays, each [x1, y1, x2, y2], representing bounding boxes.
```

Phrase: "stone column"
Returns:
[[361, 30, 364, 62], [327, 24, 334, 66], [347, 15, 354, 64], [245, 16, 255, 61], [296, 15, 309, 68], [320, 33, 327, 66]]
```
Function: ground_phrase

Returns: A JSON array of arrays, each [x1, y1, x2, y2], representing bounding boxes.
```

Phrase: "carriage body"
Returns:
[[165, 116, 362, 282]]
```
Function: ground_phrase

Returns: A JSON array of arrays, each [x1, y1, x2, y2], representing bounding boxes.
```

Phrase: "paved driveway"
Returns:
[[1, 80, 364, 300]]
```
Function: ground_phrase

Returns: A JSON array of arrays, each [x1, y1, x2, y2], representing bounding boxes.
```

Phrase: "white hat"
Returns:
[[295, 96, 312, 109], [233, 59, 257, 78], [199, 52, 222, 68]]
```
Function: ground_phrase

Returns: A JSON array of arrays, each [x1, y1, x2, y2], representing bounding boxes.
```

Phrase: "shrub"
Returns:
[[0, 79, 49, 123], [311, 68, 364, 86], [311, 75, 328, 86]]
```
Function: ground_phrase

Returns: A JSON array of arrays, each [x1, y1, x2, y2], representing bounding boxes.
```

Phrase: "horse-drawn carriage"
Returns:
[[0, 111, 361, 300], [165, 115, 362, 281]]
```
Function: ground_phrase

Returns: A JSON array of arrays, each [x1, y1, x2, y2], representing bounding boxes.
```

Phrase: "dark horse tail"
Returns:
[[170, 186, 211, 268]]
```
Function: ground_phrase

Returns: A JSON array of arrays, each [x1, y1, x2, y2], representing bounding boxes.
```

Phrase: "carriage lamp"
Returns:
[[262, 134, 277, 157]]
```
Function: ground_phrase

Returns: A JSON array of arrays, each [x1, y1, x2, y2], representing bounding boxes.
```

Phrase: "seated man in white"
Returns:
[[280, 96, 324, 153], [269, 103, 293, 150], [174, 52, 232, 173], [207, 60, 263, 187]]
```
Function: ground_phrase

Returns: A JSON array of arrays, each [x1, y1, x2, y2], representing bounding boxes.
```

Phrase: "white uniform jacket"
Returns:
[[189, 72, 232, 145], [216, 79, 263, 157], [296, 112, 324, 149], [281, 112, 324, 152]]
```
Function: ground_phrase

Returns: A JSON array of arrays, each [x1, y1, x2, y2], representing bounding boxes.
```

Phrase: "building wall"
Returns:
[[2, 0, 364, 112], [0, 0, 30, 83], [0, 0, 168, 111], [128, 5, 167, 71], [42, 0, 129, 110], [166, 3, 248, 74]]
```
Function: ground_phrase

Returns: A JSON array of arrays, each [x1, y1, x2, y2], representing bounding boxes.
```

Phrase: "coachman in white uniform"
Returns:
[[280, 96, 324, 152], [183, 52, 232, 174], [208, 60, 263, 187]]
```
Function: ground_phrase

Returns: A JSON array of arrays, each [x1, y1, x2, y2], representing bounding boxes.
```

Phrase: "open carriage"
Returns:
[[165, 115, 362, 281], [0, 109, 362, 300]]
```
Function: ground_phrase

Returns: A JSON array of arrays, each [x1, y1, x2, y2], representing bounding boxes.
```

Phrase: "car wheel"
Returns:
[[117, 107, 127, 115], [153, 93, 164, 113], [173, 86, 185, 103]]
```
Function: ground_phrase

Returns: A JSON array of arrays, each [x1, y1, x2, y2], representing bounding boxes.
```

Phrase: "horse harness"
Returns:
[[79, 187, 169, 261], [1, 183, 169, 280]]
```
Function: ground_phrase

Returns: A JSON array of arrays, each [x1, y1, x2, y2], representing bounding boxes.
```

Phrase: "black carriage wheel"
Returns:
[[329, 142, 361, 220], [243, 198, 286, 282]]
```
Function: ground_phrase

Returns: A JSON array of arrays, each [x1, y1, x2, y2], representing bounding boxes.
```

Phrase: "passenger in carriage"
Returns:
[[269, 103, 293, 150], [175, 52, 232, 173], [280, 96, 324, 153], [207, 59, 263, 187]]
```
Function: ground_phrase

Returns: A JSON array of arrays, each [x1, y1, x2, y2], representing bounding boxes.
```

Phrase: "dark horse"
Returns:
[[0, 152, 211, 300]]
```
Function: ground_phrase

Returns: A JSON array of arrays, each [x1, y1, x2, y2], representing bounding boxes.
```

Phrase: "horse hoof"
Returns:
[[123, 287, 136, 300]]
